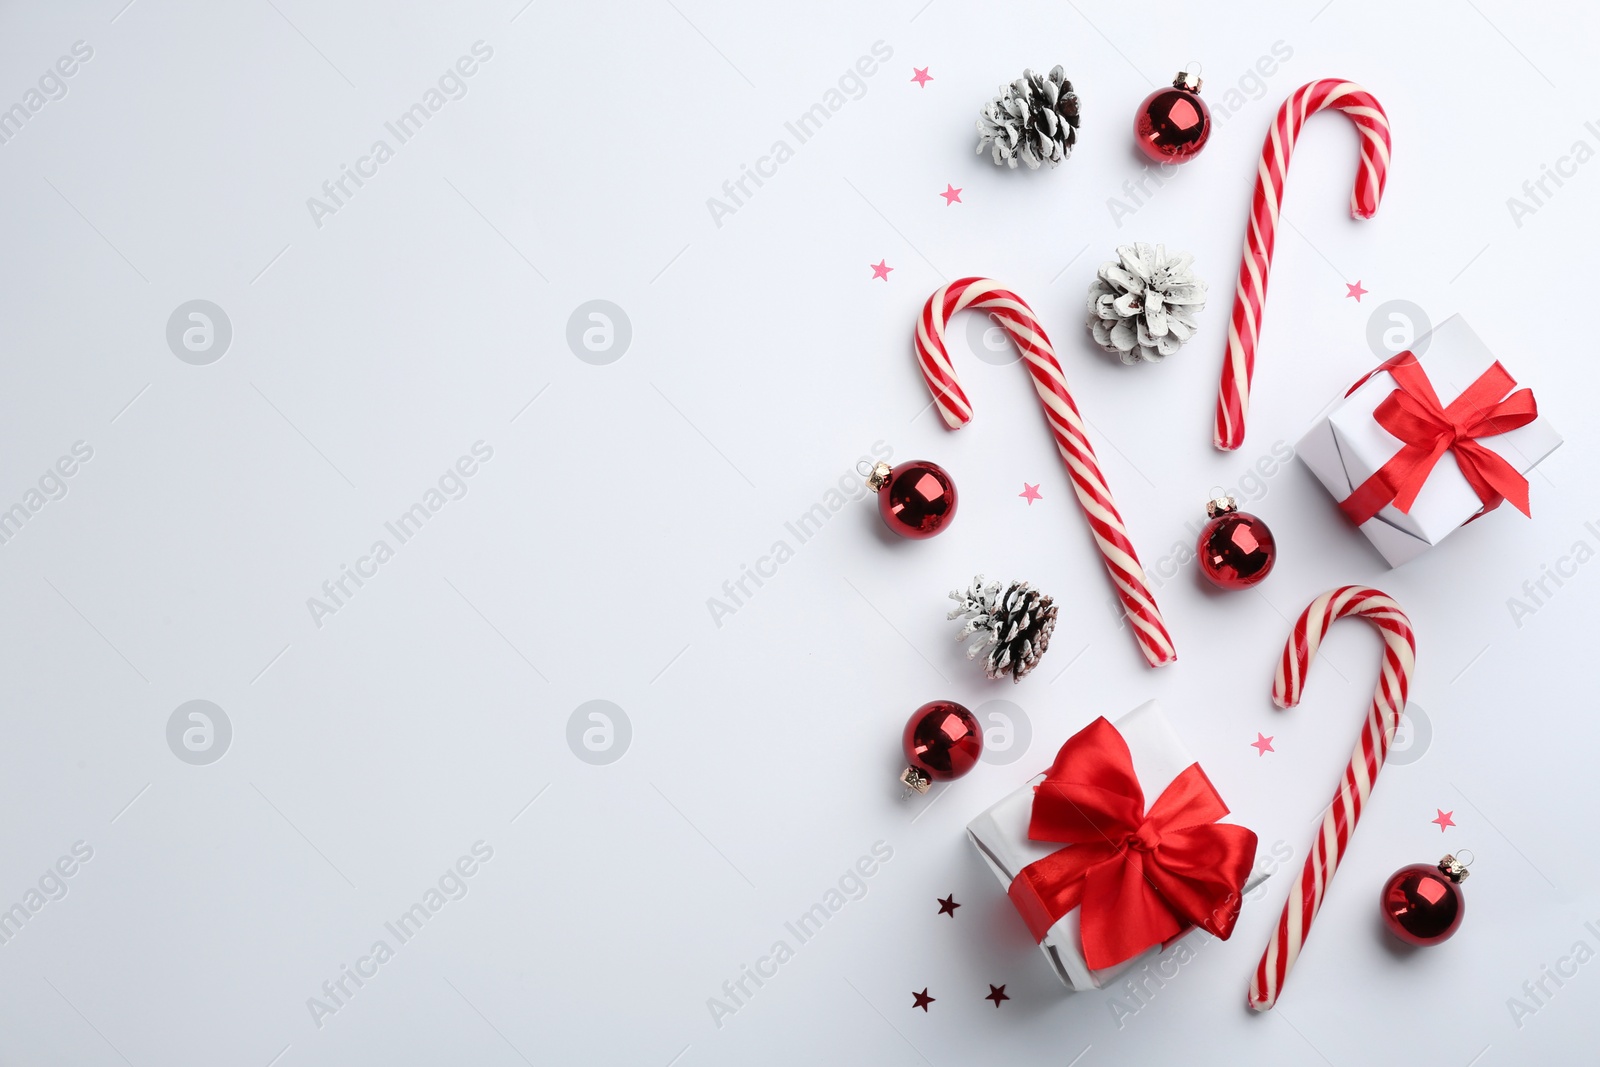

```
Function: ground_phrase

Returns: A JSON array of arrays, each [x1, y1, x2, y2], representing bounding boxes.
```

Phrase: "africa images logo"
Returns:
[[166, 300, 232, 365], [705, 442, 891, 628], [0, 40, 94, 147], [566, 301, 632, 366], [704, 41, 893, 228], [306, 841, 494, 1029], [566, 700, 631, 765], [705, 841, 893, 1029], [166, 700, 231, 765], [305, 442, 494, 628], [0, 441, 93, 548], [305, 42, 494, 229]]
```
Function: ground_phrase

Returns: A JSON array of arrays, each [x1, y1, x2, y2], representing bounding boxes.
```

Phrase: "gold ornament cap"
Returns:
[[1438, 853, 1472, 882], [899, 766, 931, 795], [1206, 493, 1239, 518], [866, 461, 893, 493]]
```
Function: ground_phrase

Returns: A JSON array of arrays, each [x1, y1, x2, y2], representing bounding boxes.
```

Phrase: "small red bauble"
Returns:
[[899, 700, 982, 794], [1381, 854, 1470, 946], [1198, 495, 1276, 590], [1134, 70, 1211, 163], [867, 460, 958, 539]]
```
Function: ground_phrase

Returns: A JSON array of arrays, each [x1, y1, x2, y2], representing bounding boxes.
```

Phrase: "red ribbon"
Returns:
[[1339, 352, 1538, 527], [1006, 718, 1258, 972]]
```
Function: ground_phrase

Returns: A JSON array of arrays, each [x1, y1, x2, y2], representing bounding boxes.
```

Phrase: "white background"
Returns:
[[1, 1, 1596, 1064]]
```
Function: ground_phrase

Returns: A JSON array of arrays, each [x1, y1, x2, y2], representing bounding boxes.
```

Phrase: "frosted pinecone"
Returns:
[[976, 66, 1079, 170], [1086, 243, 1208, 364], [948, 575, 1057, 682]]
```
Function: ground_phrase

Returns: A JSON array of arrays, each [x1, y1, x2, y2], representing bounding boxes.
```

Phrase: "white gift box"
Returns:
[[1297, 315, 1562, 567], [966, 700, 1264, 991]]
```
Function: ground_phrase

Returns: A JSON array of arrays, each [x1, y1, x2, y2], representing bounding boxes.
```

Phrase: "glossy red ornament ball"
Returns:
[[1198, 496, 1276, 590], [899, 700, 981, 793], [1381, 855, 1469, 946], [868, 460, 958, 539], [1134, 71, 1211, 163]]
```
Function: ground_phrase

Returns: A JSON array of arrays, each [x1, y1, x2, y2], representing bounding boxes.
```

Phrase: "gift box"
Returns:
[[1297, 315, 1562, 567], [966, 700, 1262, 991]]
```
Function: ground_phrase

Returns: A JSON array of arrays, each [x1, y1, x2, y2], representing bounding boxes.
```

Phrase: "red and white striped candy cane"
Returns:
[[914, 277, 1175, 668], [1249, 586, 1415, 1011], [1214, 79, 1392, 452]]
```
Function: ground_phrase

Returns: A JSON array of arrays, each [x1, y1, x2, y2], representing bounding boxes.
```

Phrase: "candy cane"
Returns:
[[914, 277, 1175, 668], [1214, 79, 1392, 451], [1249, 586, 1415, 1011]]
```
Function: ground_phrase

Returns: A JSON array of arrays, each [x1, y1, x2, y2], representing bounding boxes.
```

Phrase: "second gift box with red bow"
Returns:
[[1298, 315, 1561, 567], [966, 701, 1264, 991]]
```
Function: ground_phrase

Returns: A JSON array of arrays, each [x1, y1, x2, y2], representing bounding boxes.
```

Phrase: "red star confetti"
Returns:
[[1019, 483, 1042, 505], [937, 895, 960, 917], [1432, 809, 1455, 832], [871, 260, 893, 282], [1251, 733, 1275, 756], [985, 984, 1009, 1008], [911, 67, 933, 88], [940, 184, 962, 206], [1345, 280, 1368, 301], [912, 988, 935, 1011]]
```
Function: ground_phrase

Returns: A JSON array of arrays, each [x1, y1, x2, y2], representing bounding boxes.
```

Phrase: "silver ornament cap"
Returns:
[[1172, 69, 1202, 93]]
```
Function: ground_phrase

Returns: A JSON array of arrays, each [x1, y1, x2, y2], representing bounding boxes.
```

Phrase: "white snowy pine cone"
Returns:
[[1085, 242, 1208, 364], [947, 574, 1057, 683], [976, 65, 1079, 170]]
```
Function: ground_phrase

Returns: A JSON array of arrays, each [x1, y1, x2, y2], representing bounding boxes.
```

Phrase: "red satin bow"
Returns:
[[1339, 352, 1538, 527], [1006, 717, 1258, 971]]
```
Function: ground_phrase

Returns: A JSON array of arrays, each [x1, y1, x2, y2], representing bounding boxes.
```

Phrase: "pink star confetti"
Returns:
[[940, 184, 962, 206], [1345, 280, 1368, 301], [1018, 483, 1042, 505], [1432, 809, 1455, 832], [871, 260, 893, 281], [1251, 733, 1275, 756], [911, 67, 933, 88]]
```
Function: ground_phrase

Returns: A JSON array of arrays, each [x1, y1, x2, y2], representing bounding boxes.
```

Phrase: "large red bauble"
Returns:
[[902, 700, 982, 782], [1198, 509, 1277, 589], [1381, 862, 1466, 945], [1134, 82, 1211, 163], [877, 460, 958, 539]]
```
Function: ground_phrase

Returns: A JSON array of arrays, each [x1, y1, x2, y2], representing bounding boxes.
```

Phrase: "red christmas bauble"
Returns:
[[870, 460, 957, 539], [1381, 856, 1469, 946], [1134, 72, 1211, 163], [901, 700, 981, 791], [1198, 496, 1276, 590]]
